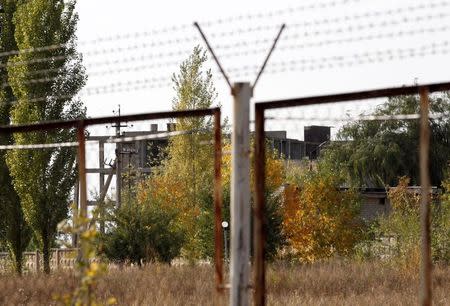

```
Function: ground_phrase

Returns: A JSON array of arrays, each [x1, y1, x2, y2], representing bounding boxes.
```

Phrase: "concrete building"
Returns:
[[266, 125, 331, 160]]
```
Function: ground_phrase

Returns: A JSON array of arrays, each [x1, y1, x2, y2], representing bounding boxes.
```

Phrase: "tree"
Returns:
[[160, 45, 217, 259], [5, 0, 86, 273], [374, 176, 450, 267], [283, 164, 363, 262], [100, 196, 185, 265], [0, 0, 31, 275], [323, 94, 450, 187], [167, 45, 217, 198], [197, 143, 287, 260]]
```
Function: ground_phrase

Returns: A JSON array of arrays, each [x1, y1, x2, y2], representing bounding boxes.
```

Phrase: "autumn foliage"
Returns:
[[283, 169, 363, 262]]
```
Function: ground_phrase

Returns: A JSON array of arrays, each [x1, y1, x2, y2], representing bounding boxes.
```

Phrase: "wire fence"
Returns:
[[252, 82, 450, 305], [1, 1, 450, 304], [1, 0, 449, 108]]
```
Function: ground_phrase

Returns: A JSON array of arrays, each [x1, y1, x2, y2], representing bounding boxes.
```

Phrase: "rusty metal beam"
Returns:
[[0, 108, 219, 134], [253, 105, 266, 306], [213, 109, 224, 303], [76, 123, 87, 266], [419, 86, 432, 306], [255, 81, 450, 110]]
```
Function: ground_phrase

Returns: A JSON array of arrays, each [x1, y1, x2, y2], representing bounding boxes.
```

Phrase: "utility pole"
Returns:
[[112, 105, 128, 208], [118, 147, 137, 204]]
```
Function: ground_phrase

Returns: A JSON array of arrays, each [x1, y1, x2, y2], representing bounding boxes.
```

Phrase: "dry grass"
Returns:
[[0, 261, 448, 305]]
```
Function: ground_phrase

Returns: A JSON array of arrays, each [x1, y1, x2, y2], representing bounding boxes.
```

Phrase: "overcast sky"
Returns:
[[73, 0, 449, 196], [75, 0, 449, 123]]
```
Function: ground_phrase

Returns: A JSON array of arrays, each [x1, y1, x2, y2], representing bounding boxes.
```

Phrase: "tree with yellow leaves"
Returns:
[[197, 142, 287, 260], [283, 166, 363, 262]]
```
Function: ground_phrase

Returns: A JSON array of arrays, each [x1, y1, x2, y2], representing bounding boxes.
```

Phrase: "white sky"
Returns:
[[76, 0, 449, 121], [74, 0, 450, 196]]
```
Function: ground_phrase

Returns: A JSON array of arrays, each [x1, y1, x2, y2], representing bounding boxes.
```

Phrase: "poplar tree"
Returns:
[[162, 46, 217, 259], [0, 0, 31, 275], [6, 0, 85, 273]]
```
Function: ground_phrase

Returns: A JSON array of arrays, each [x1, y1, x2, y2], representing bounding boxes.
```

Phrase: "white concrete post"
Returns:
[[230, 82, 251, 306]]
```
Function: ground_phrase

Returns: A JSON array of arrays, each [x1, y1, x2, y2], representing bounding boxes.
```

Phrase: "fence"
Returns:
[[0, 248, 78, 273], [253, 81, 450, 305], [0, 107, 225, 299]]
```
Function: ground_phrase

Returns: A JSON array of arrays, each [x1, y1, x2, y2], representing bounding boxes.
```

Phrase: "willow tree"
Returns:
[[0, 0, 31, 275], [323, 94, 450, 187], [6, 0, 85, 273]]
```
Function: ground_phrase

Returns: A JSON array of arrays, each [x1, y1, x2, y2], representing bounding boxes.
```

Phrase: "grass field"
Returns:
[[0, 261, 448, 305]]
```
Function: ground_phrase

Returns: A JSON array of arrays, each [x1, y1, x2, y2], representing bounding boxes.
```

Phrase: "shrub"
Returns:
[[100, 196, 185, 265], [283, 167, 364, 262], [196, 185, 287, 261], [364, 176, 450, 266]]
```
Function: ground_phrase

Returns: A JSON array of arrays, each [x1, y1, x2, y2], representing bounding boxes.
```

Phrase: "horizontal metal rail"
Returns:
[[255, 81, 450, 110], [0, 107, 219, 133]]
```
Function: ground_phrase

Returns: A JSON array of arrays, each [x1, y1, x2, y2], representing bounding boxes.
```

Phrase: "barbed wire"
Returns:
[[207, 1, 450, 37], [0, 34, 202, 70], [202, 0, 365, 26], [3, 22, 448, 91], [265, 113, 448, 123], [0, 0, 371, 60], [0, 141, 81, 150], [5, 21, 447, 77], [277, 25, 450, 50], [3, 111, 447, 150], [1, 38, 448, 106], [0, 59, 182, 89], [0, 129, 211, 150], [227, 40, 450, 77], [0, 0, 446, 66], [0, 77, 172, 106]]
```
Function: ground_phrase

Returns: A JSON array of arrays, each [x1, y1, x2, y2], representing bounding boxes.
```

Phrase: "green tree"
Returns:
[[323, 94, 450, 187], [0, 0, 31, 275], [5, 0, 86, 273], [161, 46, 218, 259], [100, 196, 185, 265], [167, 45, 217, 199], [368, 177, 450, 267], [197, 143, 288, 261]]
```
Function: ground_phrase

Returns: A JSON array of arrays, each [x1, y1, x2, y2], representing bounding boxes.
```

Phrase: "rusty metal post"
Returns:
[[72, 180, 79, 247], [419, 87, 432, 306], [76, 122, 88, 265], [253, 105, 266, 306], [214, 109, 224, 299]]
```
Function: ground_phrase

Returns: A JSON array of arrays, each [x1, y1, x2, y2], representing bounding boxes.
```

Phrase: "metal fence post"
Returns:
[[253, 104, 266, 306], [214, 109, 224, 301], [419, 86, 432, 306], [230, 82, 251, 306], [77, 122, 88, 266]]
